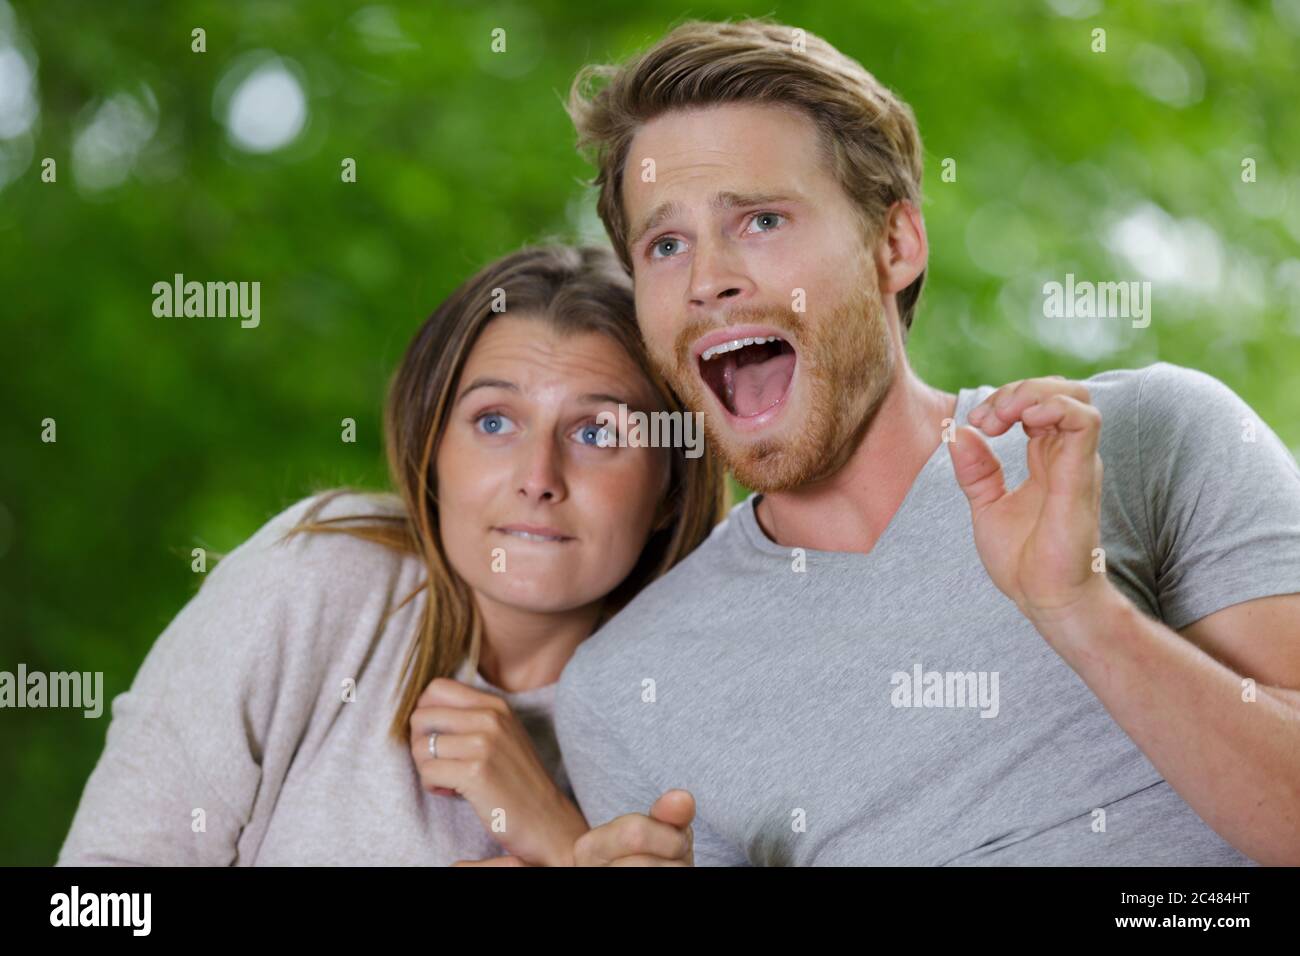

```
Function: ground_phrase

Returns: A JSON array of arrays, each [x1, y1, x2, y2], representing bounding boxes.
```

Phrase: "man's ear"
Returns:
[[876, 199, 927, 296]]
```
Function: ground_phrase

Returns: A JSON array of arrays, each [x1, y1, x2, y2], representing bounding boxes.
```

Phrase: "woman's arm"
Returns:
[[57, 493, 358, 865]]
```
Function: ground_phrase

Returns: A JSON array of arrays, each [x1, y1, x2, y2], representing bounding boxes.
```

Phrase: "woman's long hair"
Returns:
[[281, 245, 726, 745]]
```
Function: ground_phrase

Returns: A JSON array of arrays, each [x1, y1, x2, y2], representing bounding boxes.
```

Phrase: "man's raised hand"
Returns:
[[948, 375, 1116, 630]]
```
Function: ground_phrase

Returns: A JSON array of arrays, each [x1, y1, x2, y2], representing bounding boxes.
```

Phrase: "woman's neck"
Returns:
[[471, 594, 603, 693]]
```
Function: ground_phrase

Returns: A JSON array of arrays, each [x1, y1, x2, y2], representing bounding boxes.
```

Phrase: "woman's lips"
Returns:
[[493, 525, 574, 543]]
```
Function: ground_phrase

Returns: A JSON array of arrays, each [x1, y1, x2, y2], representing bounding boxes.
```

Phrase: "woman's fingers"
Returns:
[[408, 704, 501, 741], [417, 677, 512, 713], [414, 751, 474, 795], [409, 707, 506, 797]]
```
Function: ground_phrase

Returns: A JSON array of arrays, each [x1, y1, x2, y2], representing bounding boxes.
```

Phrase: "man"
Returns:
[[555, 19, 1300, 866]]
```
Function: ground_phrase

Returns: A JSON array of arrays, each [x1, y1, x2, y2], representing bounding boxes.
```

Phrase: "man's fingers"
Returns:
[[576, 812, 692, 865], [948, 425, 1006, 516], [969, 378, 1090, 437], [452, 855, 529, 866], [608, 855, 692, 867], [649, 788, 696, 829]]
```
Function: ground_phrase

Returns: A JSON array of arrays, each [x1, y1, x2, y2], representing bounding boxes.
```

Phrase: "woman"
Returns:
[[56, 245, 725, 865]]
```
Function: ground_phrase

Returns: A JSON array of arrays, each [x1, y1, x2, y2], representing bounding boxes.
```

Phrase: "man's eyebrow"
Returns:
[[629, 191, 804, 250], [457, 377, 518, 403]]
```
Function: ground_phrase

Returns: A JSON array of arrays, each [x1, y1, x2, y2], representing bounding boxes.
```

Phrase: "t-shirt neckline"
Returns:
[[736, 386, 979, 560], [454, 658, 558, 710]]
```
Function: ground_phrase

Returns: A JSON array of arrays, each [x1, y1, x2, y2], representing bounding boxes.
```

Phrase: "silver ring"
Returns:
[[427, 731, 438, 758]]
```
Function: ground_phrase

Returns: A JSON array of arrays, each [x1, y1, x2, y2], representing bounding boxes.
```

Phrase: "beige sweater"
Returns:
[[57, 491, 570, 865]]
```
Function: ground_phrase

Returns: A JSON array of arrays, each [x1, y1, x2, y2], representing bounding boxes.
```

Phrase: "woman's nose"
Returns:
[[515, 435, 567, 503]]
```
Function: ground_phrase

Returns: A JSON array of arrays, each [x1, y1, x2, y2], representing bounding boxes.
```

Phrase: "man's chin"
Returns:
[[712, 427, 827, 494]]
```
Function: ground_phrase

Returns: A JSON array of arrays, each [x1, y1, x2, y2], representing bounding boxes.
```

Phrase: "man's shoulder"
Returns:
[[558, 498, 750, 698], [1081, 360, 1238, 417], [1074, 362, 1261, 455]]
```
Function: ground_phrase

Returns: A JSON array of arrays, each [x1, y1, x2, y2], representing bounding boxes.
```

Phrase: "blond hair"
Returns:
[[567, 17, 928, 337]]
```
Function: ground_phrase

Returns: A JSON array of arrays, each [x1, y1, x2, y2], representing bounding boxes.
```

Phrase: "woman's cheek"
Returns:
[[592, 458, 662, 564]]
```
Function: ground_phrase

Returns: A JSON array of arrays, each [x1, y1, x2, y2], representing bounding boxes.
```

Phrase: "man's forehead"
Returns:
[[621, 103, 826, 222]]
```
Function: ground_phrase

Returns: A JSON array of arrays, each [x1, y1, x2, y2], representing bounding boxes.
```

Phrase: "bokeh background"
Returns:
[[2, 0, 1299, 864]]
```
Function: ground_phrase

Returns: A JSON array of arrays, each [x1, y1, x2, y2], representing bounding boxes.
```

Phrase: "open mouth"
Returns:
[[698, 334, 797, 419]]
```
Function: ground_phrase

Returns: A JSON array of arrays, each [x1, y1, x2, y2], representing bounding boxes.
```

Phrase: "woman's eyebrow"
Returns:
[[457, 377, 517, 403], [457, 381, 644, 410], [579, 392, 638, 409], [581, 392, 671, 418]]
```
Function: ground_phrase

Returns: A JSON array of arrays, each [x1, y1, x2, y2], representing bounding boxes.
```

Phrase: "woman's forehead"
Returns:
[[464, 316, 658, 406]]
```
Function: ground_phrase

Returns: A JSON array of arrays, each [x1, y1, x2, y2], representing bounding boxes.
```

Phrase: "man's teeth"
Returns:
[[503, 529, 566, 542], [701, 335, 781, 362]]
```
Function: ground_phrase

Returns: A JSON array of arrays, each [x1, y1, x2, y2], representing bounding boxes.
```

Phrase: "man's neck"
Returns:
[[754, 365, 957, 554]]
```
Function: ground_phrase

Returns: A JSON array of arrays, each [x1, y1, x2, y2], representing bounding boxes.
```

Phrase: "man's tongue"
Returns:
[[725, 350, 796, 417]]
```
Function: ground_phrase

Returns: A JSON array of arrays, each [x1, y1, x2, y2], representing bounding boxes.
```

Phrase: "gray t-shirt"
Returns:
[[554, 361, 1300, 866]]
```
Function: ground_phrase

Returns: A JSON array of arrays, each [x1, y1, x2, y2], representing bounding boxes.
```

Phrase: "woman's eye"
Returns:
[[574, 422, 616, 447], [746, 212, 785, 233], [475, 412, 515, 435], [650, 237, 684, 259]]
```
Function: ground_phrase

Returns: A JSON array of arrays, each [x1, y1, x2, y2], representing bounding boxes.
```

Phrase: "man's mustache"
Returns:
[[671, 306, 804, 369]]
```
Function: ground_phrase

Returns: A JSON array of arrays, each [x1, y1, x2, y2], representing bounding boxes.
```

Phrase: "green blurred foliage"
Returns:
[[1, 0, 1297, 864]]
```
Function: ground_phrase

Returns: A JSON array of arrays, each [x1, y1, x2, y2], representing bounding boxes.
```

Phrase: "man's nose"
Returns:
[[688, 234, 756, 306], [515, 433, 567, 504]]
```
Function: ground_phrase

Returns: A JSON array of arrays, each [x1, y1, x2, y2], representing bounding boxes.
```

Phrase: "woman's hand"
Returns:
[[409, 677, 588, 866]]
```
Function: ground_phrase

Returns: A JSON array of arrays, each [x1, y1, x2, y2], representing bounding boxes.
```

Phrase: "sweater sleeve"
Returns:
[[55, 491, 387, 865]]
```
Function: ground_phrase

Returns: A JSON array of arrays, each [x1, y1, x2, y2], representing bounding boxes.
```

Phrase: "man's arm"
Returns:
[[950, 366, 1300, 864], [1034, 585, 1300, 865]]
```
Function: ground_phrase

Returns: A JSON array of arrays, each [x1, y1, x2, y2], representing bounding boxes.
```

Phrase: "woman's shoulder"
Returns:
[[169, 488, 423, 676], [213, 488, 414, 576], [195, 488, 424, 632]]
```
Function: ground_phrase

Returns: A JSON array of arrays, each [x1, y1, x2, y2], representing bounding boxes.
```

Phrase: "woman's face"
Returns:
[[435, 315, 673, 616]]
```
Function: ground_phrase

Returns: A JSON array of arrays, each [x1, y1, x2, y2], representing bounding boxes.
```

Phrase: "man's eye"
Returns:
[[475, 412, 515, 435], [746, 212, 785, 234], [650, 237, 684, 259]]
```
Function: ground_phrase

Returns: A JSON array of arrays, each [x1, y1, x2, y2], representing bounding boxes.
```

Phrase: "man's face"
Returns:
[[622, 101, 896, 492]]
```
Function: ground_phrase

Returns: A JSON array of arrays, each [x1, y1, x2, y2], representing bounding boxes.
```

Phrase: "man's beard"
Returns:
[[651, 265, 896, 493]]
